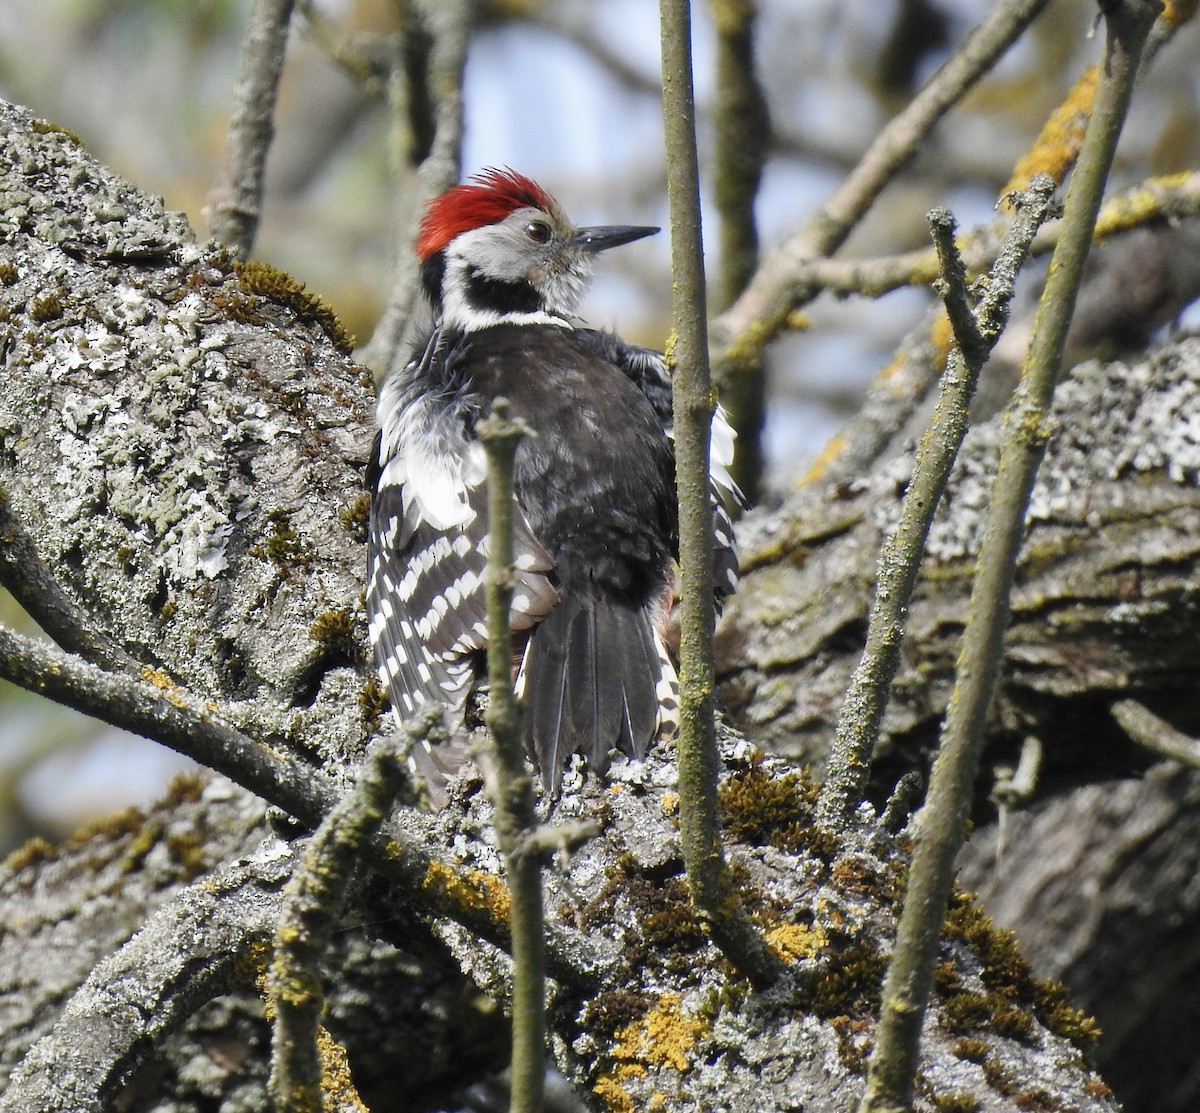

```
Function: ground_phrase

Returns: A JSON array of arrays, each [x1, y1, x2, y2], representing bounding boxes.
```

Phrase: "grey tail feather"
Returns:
[[407, 717, 474, 810], [521, 595, 666, 796]]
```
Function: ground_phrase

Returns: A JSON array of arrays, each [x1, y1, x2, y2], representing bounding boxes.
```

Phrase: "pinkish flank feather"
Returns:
[[417, 168, 559, 262]]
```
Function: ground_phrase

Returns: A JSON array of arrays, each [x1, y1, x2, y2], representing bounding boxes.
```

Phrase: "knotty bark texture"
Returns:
[[958, 762, 1200, 1113], [0, 108, 374, 772], [0, 96, 1193, 1111], [719, 340, 1200, 796], [714, 248, 1200, 1113]]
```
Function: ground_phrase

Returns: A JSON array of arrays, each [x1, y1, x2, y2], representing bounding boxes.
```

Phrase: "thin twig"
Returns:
[[660, 0, 782, 990], [771, 170, 1200, 303], [1112, 700, 1200, 768], [269, 728, 415, 1112], [358, 0, 471, 375], [295, 0, 392, 90], [857, 5, 1161, 1109], [816, 178, 1056, 830], [478, 400, 546, 1113], [210, 0, 296, 257], [927, 208, 981, 361], [711, 0, 1052, 361], [0, 487, 140, 674]]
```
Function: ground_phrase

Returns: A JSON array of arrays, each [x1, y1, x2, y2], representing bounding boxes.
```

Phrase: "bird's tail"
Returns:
[[517, 594, 677, 796]]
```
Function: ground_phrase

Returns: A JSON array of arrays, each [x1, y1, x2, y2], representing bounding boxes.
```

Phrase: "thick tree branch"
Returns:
[[0, 93, 1138, 1113], [0, 489, 141, 674], [0, 842, 295, 1113]]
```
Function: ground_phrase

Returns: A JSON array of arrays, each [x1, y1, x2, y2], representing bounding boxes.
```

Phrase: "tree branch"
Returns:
[[269, 729, 413, 1113], [359, 0, 472, 375], [859, 5, 1161, 1107], [817, 178, 1056, 829], [0, 621, 340, 820], [210, 0, 296, 256], [478, 401, 546, 1113], [660, 0, 782, 989], [0, 843, 294, 1112], [1112, 700, 1200, 768], [711, 0, 1052, 361], [0, 488, 140, 674], [769, 171, 1200, 304], [709, 0, 770, 501]]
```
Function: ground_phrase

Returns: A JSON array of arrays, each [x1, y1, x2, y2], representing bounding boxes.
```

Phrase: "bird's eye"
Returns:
[[524, 221, 552, 244]]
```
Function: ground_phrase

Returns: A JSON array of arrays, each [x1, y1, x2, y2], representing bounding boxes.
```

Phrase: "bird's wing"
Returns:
[[574, 329, 740, 594], [367, 341, 558, 725]]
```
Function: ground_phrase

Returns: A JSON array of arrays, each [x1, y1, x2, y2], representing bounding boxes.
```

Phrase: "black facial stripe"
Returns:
[[421, 253, 446, 313], [465, 266, 543, 315]]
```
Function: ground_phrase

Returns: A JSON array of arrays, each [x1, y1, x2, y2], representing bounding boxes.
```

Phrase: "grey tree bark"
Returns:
[[720, 334, 1200, 793], [2, 96, 1194, 1111]]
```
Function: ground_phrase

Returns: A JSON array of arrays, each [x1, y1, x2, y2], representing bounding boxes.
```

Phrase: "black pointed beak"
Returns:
[[570, 225, 660, 253]]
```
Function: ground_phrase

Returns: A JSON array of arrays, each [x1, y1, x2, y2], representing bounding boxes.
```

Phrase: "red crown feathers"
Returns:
[[416, 168, 558, 262]]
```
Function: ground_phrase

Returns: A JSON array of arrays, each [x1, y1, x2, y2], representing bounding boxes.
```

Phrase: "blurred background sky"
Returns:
[[1, 0, 1197, 848]]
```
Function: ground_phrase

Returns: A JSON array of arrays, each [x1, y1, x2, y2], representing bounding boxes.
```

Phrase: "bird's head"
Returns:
[[416, 168, 658, 330]]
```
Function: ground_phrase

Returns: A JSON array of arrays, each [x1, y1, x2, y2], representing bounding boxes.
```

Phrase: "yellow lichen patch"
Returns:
[[1162, 0, 1199, 28], [784, 309, 811, 333], [612, 993, 707, 1074], [315, 1025, 370, 1112], [138, 668, 194, 713], [719, 316, 774, 374], [797, 432, 847, 487], [659, 791, 680, 817], [765, 921, 828, 964], [593, 1062, 646, 1113], [1001, 64, 1098, 200], [238, 938, 273, 991], [930, 308, 955, 369], [141, 665, 181, 691], [422, 860, 511, 922], [1094, 172, 1195, 240], [662, 330, 679, 370]]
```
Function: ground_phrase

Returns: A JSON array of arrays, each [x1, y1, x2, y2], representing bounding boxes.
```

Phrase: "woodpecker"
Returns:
[[366, 168, 737, 804]]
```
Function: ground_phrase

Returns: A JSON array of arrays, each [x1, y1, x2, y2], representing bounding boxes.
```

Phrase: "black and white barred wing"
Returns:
[[706, 403, 740, 598], [366, 393, 557, 745]]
